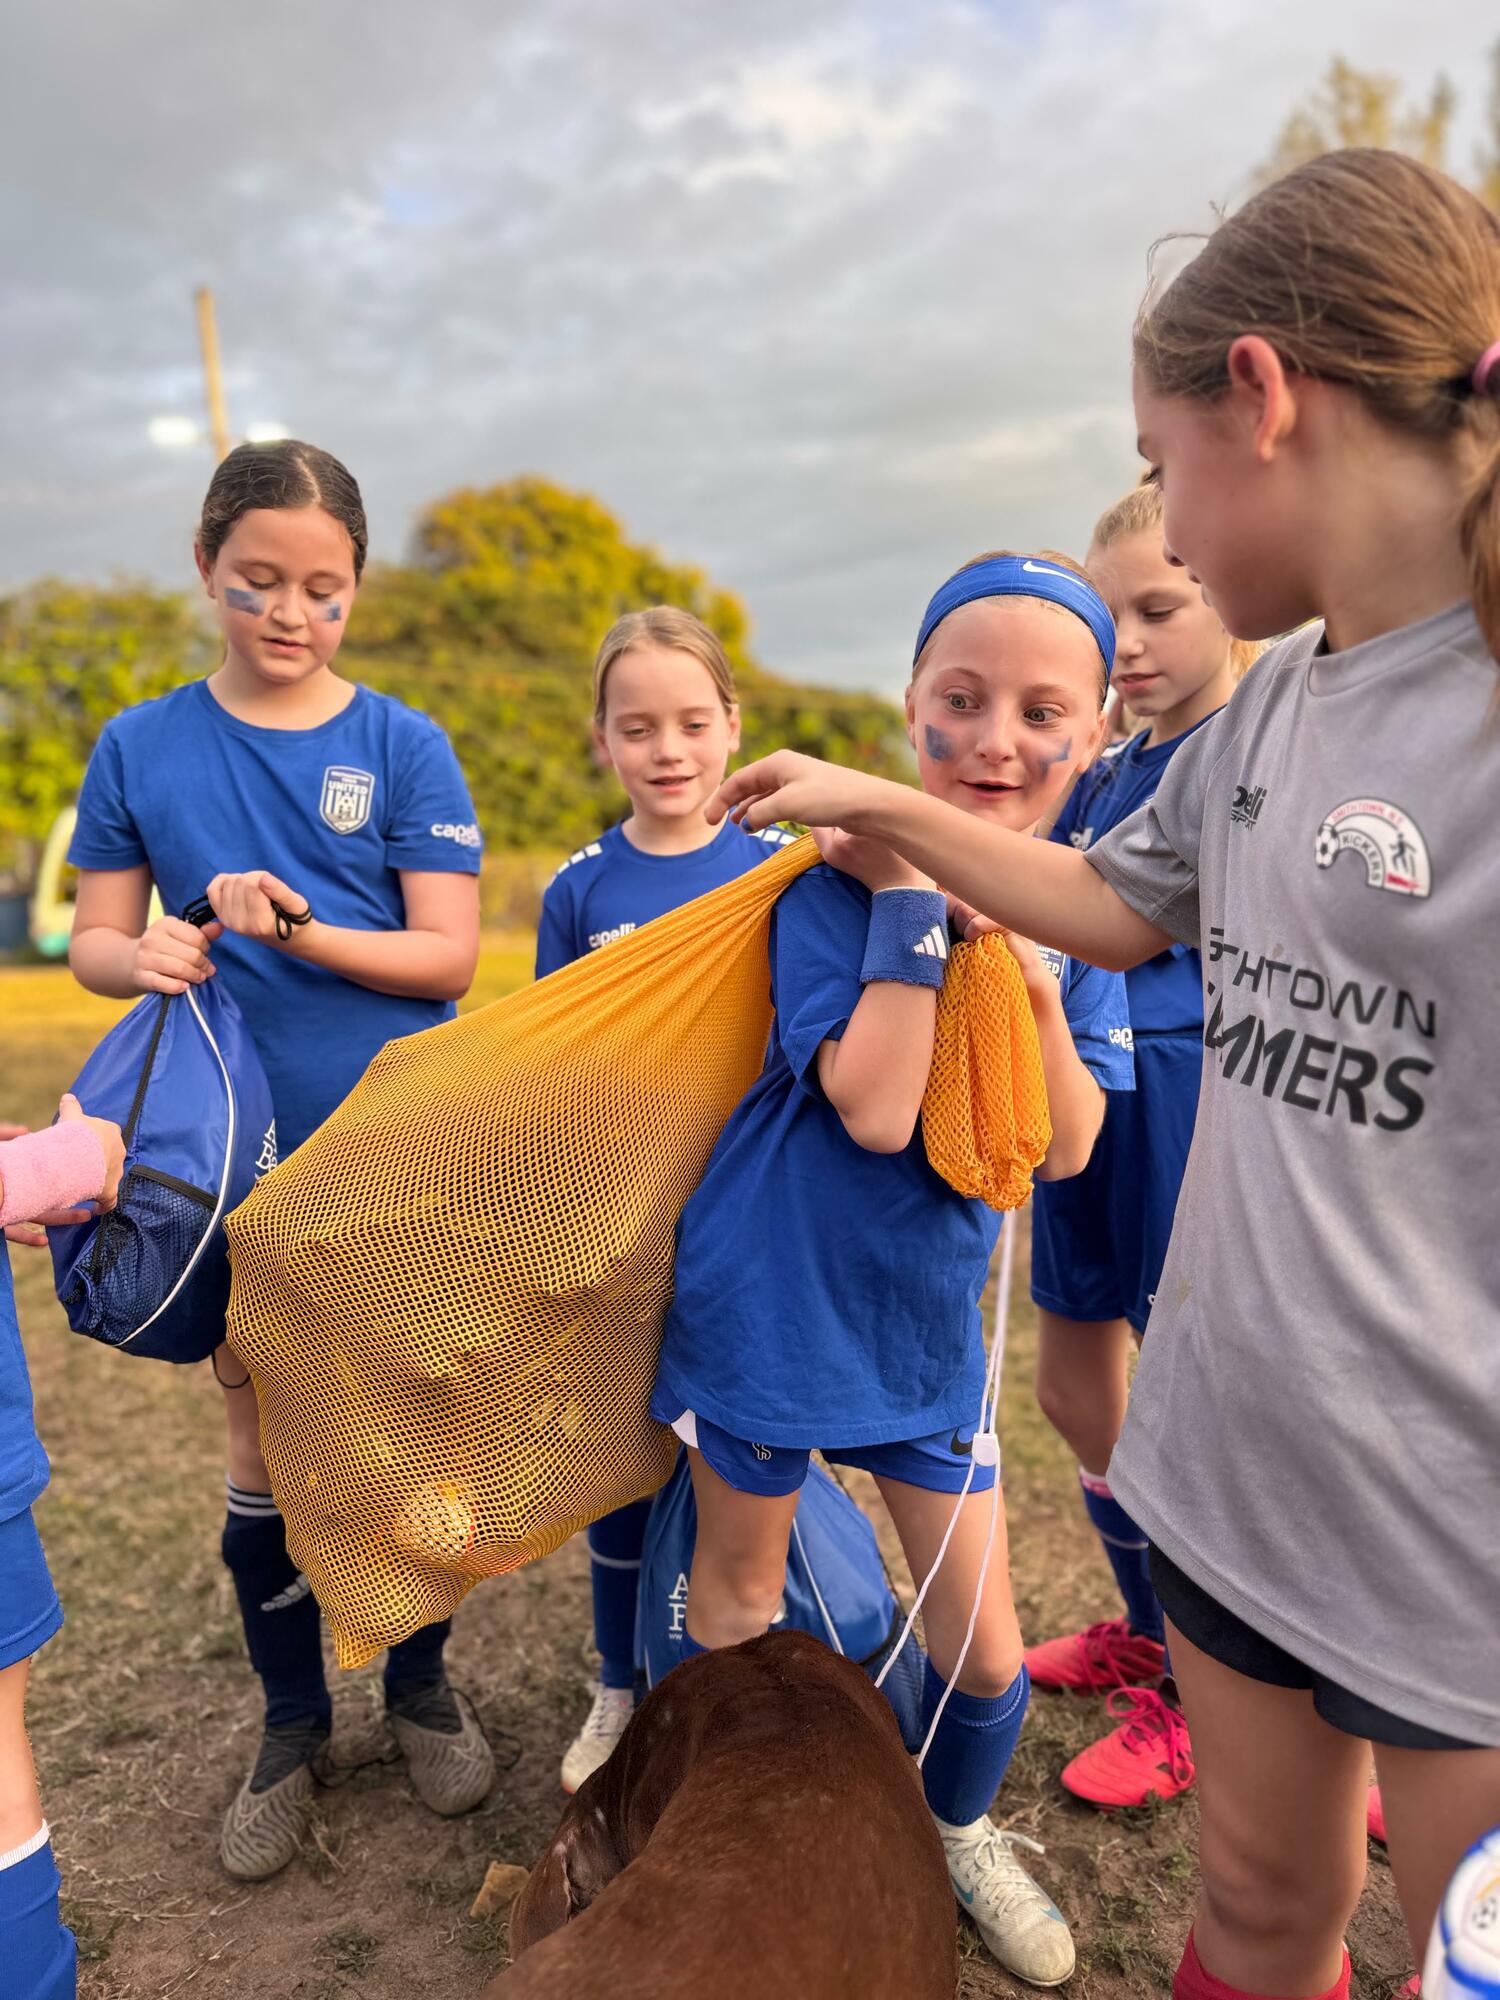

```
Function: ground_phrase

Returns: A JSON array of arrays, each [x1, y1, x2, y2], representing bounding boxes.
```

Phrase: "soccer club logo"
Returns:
[[319, 765, 375, 836], [1314, 798, 1431, 898]]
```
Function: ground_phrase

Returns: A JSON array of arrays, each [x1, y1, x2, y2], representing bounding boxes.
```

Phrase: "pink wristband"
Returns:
[[0, 1123, 109, 1228]]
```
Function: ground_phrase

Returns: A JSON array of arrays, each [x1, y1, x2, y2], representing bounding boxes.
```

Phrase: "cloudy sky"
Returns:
[[1, 1, 1490, 696]]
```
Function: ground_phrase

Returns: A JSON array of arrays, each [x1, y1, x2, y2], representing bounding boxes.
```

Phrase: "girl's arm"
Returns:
[[1007, 937, 1105, 1181], [816, 981, 938, 1155], [71, 867, 220, 997], [208, 869, 480, 1003], [810, 830, 939, 1155], [716, 758, 1171, 972]]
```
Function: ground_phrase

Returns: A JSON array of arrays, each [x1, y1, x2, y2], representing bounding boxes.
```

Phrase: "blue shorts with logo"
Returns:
[[0, 1507, 63, 1672], [654, 1403, 998, 1499], [1030, 1030, 1201, 1334]]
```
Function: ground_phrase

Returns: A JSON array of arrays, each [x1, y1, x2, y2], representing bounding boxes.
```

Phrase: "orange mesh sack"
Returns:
[[225, 837, 1051, 1667]]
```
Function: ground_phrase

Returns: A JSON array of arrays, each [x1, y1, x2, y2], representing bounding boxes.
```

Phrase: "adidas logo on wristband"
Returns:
[[913, 924, 949, 961]]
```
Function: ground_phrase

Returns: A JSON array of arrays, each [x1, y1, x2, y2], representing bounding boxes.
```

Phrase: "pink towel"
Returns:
[[0, 1123, 108, 1228]]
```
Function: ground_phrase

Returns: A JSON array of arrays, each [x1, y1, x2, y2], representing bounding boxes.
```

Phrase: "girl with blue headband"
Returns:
[[650, 547, 1134, 1986], [716, 148, 1500, 2000]]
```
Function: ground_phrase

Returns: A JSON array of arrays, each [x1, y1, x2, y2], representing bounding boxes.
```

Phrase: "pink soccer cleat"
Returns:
[[1060, 1687, 1195, 1810], [1025, 1617, 1166, 1695]]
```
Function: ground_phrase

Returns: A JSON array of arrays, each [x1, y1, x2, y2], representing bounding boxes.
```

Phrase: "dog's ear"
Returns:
[[508, 1813, 622, 1958]]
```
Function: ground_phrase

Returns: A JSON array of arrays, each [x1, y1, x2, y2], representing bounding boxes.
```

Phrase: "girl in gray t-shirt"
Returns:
[[716, 148, 1500, 2000]]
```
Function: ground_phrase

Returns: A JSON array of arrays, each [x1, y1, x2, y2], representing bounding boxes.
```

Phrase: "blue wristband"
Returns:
[[860, 888, 950, 988]]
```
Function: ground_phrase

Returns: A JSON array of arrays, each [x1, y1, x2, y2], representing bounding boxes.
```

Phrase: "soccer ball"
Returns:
[[1315, 822, 1340, 869], [1424, 1825, 1500, 2000]]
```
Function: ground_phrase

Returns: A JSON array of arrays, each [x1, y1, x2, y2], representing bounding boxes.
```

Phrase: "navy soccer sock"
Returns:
[[222, 1482, 331, 1731], [0, 1829, 75, 2000], [920, 1661, 1030, 1826], [587, 1501, 651, 1690], [1078, 1470, 1164, 1644], [384, 1619, 452, 1702]]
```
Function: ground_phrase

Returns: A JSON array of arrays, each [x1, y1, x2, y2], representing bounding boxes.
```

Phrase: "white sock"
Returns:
[[0, 1820, 49, 1872]]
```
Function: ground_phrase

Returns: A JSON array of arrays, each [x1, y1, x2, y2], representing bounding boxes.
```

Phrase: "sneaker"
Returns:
[[220, 1716, 330, 1881], [386, 1679, 495, 1816], [561, 1682, 634, 1794], [1061, 1687, 1195, 1810], [1368, 1784, 1387, 1845], [1025, 1617, 1166, 1694], [936, 1814, 1076, 1987]]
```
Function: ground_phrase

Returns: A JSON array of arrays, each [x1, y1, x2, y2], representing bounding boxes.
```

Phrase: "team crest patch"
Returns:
[[319, 765, 375, 836], [1314, 798, 1430, 898]]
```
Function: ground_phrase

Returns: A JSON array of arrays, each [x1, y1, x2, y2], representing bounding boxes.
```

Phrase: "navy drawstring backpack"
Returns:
[[49, 917, 277, 1363], [636, 1450, 928, 1750]]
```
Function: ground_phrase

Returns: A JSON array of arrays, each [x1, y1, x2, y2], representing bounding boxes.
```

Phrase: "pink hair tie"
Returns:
[[0, 1122, 108, 1229], [1474, 340, 1500, 395]]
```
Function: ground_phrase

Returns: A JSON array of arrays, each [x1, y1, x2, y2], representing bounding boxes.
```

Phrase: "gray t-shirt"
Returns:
[[1088, 601, 1499, 1744]]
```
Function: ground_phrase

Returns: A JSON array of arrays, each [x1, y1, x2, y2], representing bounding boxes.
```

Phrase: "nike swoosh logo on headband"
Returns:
[[1021, 560, 1070, 578]]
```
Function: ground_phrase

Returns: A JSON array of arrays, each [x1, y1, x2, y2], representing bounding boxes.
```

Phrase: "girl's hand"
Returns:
[[207, 870, 309, 946], [713, 751, 889, 835], [58, 1093, 126, 1214], [944, 897, 1057, 995], [813, 826, 935, 894], [131, 913, 222, 994], [0, 1099, 125, 1246]]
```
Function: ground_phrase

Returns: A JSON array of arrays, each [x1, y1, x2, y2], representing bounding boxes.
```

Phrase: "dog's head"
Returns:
[[508, 1798, 623, 1958]]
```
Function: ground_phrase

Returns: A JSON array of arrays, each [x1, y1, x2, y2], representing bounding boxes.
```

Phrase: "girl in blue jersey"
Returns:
[[1025, 480, 1252, 1812], [536, 606, 794, 1791], [67, 441, 491, 1884], [651, 552, 1134, 1988], [0, 1101, 123, 2000]]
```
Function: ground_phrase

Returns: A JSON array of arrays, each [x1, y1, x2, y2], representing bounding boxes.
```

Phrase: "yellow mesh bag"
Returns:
[[225, 836, 1051, 1667]]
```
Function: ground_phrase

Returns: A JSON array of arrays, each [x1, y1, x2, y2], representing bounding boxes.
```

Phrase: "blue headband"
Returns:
[[914, 556, 1116, 680]]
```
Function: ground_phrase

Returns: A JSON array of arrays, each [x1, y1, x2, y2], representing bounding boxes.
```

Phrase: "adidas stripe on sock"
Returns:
[[222, 1479, 331, 1730]]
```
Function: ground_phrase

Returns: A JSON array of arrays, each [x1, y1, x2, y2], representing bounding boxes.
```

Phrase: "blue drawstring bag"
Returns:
[[637, 1451, 928, 1750], [49, 974, 277, 1364]]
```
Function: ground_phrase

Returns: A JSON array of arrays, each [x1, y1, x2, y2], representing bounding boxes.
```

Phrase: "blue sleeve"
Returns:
[[770, 871, 868, 1094], [68, 724, 147, 871], [534, 876, 580, 979], [385, 719, 483, 875], [1060, 959, 1136, 1091]]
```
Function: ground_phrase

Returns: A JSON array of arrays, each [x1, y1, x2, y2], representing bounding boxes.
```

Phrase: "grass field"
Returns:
[[0, 946, 1407, 1998]]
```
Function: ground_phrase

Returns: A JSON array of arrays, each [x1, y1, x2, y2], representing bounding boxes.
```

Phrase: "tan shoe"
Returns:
[[387, 1681, 495, 1816], [219, 1719, 329, 1881]]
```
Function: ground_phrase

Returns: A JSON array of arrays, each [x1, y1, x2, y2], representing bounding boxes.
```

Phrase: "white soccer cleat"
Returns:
[[560, 1681, 634, 1794], [936, 1812, 1077, 1988]]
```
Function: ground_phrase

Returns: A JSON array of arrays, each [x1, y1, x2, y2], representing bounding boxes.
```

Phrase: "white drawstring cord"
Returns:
[[873, 1220, 1015, 1768]]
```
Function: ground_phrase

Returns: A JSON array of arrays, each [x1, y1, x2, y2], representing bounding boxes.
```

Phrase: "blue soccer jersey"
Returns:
[[534, 820, 796, 978], [1052, 723, 1222, 1035], [1033, 717, 1224, 1329], [655, 862, 1134, 1449], [69, 680, 482, 1154]]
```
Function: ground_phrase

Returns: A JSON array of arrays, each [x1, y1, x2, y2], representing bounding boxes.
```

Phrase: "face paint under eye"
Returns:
[[1041, 735, 1073, 770], [321, 602, 343, 623], [924, 724, 955, 762], [224, 586, 266, 615]]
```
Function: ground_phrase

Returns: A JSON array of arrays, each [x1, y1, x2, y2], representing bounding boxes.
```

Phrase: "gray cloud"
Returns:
[[1, 0, 1489, 697]]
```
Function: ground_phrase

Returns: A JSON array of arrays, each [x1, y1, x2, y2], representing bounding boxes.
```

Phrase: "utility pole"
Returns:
[[194, 286, 233, 463]]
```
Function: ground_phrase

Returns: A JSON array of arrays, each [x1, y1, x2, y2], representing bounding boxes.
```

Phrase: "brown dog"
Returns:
[[484, 1628, 955, 2000]]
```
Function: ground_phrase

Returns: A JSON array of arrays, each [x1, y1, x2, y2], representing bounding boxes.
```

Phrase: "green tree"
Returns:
[[1259, 47, 1500, 212], [0, 581, 214, 886], [358, 476, 754, 676]]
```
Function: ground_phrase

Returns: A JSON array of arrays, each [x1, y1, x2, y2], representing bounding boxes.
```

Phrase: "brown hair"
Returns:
[[1089, 479, 1260, 679], [197, 440, 369, 580], [592, 607, 737, 724], [1134, 148, 1500, 665], [913, 548, 1108, 703]]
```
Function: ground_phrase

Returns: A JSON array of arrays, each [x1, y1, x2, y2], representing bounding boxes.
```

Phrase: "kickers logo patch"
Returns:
[[320, 765, 375, 836], [1315, 798, 1430, 897]]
